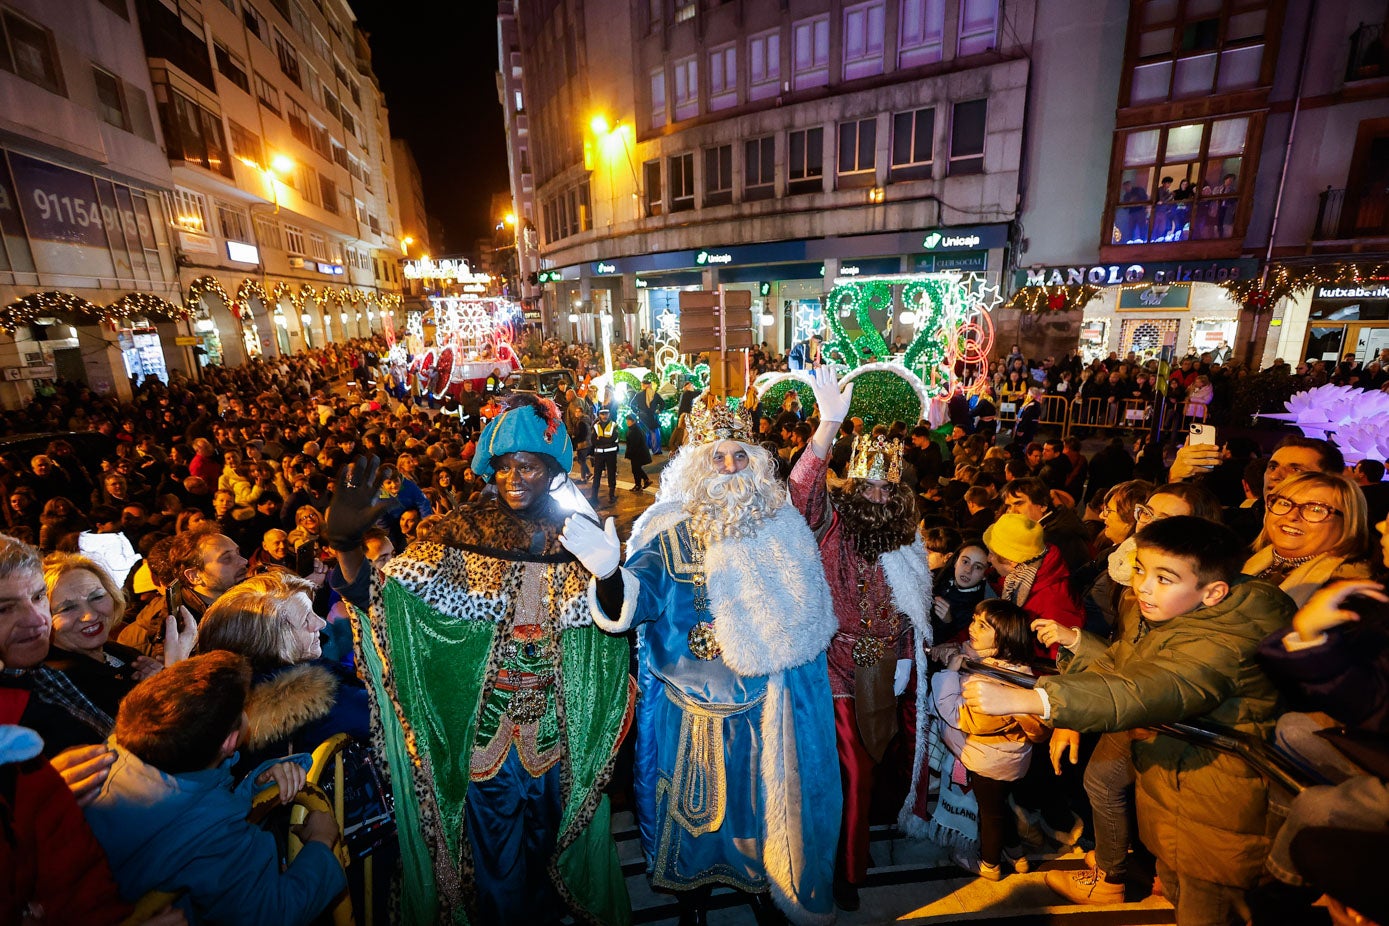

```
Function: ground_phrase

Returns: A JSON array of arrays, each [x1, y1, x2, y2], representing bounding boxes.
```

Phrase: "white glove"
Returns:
[[559, 515, 621, 579], [809, 366, 854, 424], [894, 658, 912, 697]]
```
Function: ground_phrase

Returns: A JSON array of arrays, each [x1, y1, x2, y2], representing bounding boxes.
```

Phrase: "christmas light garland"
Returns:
[[1220, 262, 1389, 312], [1005, 285, 1103, 313], [0, 291, 190, 333]]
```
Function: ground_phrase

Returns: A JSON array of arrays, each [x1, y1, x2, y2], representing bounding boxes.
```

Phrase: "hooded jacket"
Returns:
[[1039, 579, 1296, 887], [82, 745, 345, 926], [236, 661, 371, 776]]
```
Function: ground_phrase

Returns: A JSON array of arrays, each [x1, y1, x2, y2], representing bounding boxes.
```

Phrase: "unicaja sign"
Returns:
[[695, 250, 732, 265], [923, 232, 982, 250]]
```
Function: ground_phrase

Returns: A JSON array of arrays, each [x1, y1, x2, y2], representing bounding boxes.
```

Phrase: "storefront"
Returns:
[[1012, 258, 1255, 363], [547, 223, 1011, 356], [1296, 283, 1389, 365]]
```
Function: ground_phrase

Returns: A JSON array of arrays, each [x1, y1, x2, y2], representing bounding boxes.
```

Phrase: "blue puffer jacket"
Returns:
[[83, 742, 345, 926]]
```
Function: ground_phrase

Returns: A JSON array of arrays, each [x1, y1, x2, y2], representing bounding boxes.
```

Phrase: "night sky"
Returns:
[[350, 0, 507, 254]]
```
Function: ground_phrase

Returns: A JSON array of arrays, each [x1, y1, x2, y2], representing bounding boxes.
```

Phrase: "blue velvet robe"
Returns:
[[623, 519, 840, 918]]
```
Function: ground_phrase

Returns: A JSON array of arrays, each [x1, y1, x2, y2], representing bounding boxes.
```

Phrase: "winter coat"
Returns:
[[1041, 506, 1093, 573], [83, 744, 345, 926], [1039, 579, 1297, 887], [235, 661, 371, 776], [1, 727, 129, 926], [623, 427, 652, 465], [932, 660, 1034, 781]]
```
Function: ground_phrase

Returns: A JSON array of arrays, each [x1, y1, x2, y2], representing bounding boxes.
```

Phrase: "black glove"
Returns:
[[323, 455, 399, 552]]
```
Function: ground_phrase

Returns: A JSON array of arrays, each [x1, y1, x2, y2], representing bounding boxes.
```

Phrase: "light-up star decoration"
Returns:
[[793, 301, 826, 345]]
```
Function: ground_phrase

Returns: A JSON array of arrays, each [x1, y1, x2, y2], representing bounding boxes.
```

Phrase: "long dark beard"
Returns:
[[432, 493, 566, 555], [834, 483, 918, 560]]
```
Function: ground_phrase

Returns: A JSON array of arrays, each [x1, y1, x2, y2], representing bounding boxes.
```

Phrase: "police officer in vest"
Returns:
[[590, 406, 620, 503]]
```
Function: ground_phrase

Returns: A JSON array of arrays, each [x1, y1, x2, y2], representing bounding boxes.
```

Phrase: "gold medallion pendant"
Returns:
[[687, 621, 722, 660], [508, 688, 547, 724], [851, 635, 886, 667]]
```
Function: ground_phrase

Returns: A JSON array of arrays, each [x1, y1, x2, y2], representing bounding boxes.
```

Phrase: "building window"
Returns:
[[791, 15, 829, 90], [331, 140, 348, 169], [898, 0, 945, 67], [283, 223, 306, 254], [161, 88, 234, 178], [668, 153, 694, 212], [890, 107, 934, 180], [704, 144, 733, 207], [216, 201, 251, 242], [254, 215, 282, 250], [214, 42, 249, 92], [837, 117, 877, 188], [287, 98, 311, 145], [319, 174, 338, 213], [748, 28, 781, 101], [92, 67, 130, 131], [254, 72, 280, 115], [1127, 1, 1266, 105], [672, 54, 698, 121], [949, 98, 986, 175], [96, 0, 128, 18], [650, 68, 666, 129], [1, 9, 65, 95], [169, 187, 210, 233], [1109, 116, 1249, 244], [787, 127, 824, 194], [273, 28, 301, 86], [842, 1, 886, 81], [242, 3, 265, 41], [708, 43, 737, 111], [229, 120, 262, 167], [307, 232, 328, 261], [675, 1, 695, 23], [744, 135, 775, 200], [644, 159, 662, 216], [957, 0, 998, 57]]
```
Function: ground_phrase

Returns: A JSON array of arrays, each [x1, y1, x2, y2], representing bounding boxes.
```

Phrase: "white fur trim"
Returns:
[[760, 672, 837, 926], [881, 534, 936, 839], [586, 568, 641, 634], [704, 505, 837, 676]]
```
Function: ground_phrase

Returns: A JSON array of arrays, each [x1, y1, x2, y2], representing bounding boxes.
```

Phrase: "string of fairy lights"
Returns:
[[2, 276, 404, 335]]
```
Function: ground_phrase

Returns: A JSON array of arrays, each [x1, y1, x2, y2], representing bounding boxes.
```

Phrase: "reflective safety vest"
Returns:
[[593, 421, 619, 452]]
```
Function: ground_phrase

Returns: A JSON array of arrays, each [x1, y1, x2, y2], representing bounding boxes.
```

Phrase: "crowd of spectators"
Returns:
[[2, 330, 1387, 925]]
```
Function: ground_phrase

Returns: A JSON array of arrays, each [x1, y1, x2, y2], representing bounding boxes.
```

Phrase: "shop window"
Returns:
[[668, 153, 694, 212], [791, 14, 829, 90], [744, 135, 775, 200], [1128, 0, 1266, 105], [842, 1, 885, 81], [672, 54, 698, 121], [890, 107, 934, 180], [708, 43, 736, 111], [748, 28, 780, 101], [1109, 116, 1248, 244], [787, 127, 824, 194], [957, 0, 998, 57], [1119, 317, 1180, 362], [837, 117, 877, 188], [703, 144, 733, 207], [644, 159, 662, 216], [949, 99, 986, 175], [898, 0, 944, 68]]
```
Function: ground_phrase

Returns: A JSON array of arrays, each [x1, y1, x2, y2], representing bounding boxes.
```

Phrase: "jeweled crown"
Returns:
[[847, 434, 904, 483], [687, 400, 755, 445]]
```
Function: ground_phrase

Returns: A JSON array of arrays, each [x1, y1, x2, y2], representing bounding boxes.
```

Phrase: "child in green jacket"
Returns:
[[964, 516, 1296, 926]]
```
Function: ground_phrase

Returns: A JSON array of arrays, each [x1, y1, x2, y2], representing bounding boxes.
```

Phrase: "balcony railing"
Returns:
[[1314, 186, 1389, 240], [1346, 22, 1386, 82]]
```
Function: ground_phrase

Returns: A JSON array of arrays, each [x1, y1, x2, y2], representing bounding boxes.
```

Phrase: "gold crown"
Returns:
[[847, 434, 904, 483], [688, 401, 755, 445]]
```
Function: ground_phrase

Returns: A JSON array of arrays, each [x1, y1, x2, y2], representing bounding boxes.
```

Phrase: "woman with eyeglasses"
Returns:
[[1242, 471, 1372, 606]]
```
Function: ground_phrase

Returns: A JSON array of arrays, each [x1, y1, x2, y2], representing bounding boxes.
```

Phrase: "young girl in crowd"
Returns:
[[931, 599, 1046, 881], [931, 539, 994, 643]]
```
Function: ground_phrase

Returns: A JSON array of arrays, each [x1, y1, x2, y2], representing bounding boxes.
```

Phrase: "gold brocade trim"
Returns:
[[657, 525, 704, 582], [650, 776, 766, 893], [661, 683, 763, 837]]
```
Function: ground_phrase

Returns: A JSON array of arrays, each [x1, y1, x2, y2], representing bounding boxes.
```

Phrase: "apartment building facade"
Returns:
[[142, 0, 404, 368], [0, 0, 185, 407], [514, 0, 1033, 352], [497, 1, 540, 321]]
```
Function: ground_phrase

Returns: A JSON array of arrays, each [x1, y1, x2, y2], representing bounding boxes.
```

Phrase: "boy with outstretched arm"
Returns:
[[964, 516, 1296, 926]]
